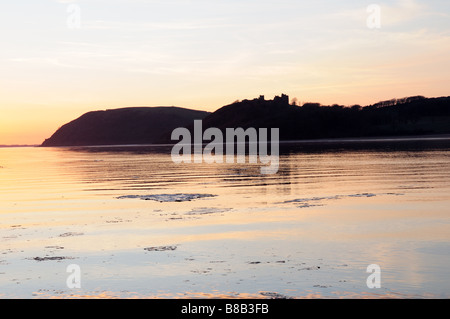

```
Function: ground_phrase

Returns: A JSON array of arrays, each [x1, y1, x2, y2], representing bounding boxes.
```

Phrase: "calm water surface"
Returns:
[[1, 138, 449, 298]]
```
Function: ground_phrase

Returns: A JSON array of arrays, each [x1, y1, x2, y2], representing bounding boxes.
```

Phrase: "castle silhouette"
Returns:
[[240, 94, 290, 106]]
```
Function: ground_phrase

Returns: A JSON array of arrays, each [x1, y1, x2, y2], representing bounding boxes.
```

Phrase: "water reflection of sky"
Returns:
[[0, 138, 449, 298]]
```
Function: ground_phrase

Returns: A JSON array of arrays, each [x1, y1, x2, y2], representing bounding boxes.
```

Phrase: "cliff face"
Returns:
[[41, 107, 210, 147]]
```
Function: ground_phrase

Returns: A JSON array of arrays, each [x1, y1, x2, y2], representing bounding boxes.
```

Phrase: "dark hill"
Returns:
[[42, 95, 450, 147], [41, 107, 210, 147], [198, 95, 450, 140]]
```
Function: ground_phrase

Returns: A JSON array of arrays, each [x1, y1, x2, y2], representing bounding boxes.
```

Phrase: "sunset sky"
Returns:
[[1, 0, 449, 145]]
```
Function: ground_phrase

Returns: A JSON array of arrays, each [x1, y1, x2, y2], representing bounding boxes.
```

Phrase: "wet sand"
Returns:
[[1, 142, 450, 298]]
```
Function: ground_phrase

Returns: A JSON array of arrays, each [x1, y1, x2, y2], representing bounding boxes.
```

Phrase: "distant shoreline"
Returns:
[[4, 133, 445, 149], [0, 145, 38, 148], [277, 133, 450, 144], [3, 134, 450, 149]]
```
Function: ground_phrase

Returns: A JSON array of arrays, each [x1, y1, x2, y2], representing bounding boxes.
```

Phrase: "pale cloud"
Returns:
[[53, 0, 78, 3], [81, 19, 235, 31], [312, 0, 428, 29], [8, 57, 91, 69], [380, 0, 428, 26]]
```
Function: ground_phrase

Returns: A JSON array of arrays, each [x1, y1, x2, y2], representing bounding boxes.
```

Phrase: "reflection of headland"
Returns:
[[53, 135, 450, 199]]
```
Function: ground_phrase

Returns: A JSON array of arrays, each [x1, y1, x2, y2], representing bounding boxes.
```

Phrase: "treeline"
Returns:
[[201, 96, 450, 140]]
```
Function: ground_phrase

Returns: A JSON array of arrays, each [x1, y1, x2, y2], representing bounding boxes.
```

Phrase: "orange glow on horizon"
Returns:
[[1, 1, 449, 145]]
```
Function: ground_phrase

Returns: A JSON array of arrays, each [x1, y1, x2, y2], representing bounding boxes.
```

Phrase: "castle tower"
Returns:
[[281, 94, 289, 105]]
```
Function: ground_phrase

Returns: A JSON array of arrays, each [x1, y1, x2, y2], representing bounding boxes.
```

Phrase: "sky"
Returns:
[[0, 0, 449, 145]]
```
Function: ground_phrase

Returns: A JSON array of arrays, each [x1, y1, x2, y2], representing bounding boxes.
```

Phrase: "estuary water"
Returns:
[[1, 137, 449, 298]]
